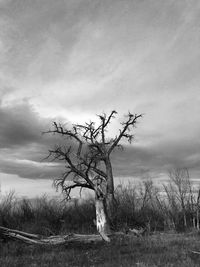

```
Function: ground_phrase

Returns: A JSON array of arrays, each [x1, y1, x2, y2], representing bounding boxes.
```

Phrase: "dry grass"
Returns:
[[1, 233, 200, 266]]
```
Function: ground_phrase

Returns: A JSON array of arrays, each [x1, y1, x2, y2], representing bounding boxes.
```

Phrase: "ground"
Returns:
[[1, 232, 200, 266]]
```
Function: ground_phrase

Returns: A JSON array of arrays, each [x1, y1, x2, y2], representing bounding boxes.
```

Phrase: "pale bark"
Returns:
[[197, 189, 200, 230], [197, 210, 200, 230], [193, 217, 196, 229], [0, 226, 104, 246], [95, 196, 111, 242], [127, 228, 146, 236], [183, 212, 187, 228], [0, 225, 145, 246]]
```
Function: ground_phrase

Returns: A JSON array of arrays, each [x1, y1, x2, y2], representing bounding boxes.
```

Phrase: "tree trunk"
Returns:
[[95, 194, 111, 242], [106, 158, 114, 195], [105, 157, 116, 224], [181, 200, 187, 228], [193, 217, 196, 229], [197, 189, 200, 230], [197, 209, 199, 230], [183, 212, 187, 228], [105, 193, 116, 225]]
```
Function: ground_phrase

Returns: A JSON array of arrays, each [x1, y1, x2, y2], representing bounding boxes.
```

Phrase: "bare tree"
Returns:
[[168, 168, 192, 229], [196, 189, 200, 230], [45, 111, 142, 240], [163, 183, 179, 230], [139, 179, 162, 232]]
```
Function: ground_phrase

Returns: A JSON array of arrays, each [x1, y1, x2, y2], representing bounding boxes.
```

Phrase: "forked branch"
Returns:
[[108, 113, 142, 154]]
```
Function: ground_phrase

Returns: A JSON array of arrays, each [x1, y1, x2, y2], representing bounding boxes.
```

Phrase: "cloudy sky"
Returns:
[[0, 0, 200, 197]]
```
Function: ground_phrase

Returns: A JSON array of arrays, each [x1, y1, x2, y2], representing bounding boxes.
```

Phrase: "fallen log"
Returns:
[[0, 225, 145, 246], [0, 226, 104, 246], [127, 227, 147, 237], [190, 250, 200, 255]]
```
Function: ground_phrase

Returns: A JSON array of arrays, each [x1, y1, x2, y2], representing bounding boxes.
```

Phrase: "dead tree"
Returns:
[[163, 183, 179, 230], [168, 168, 192, 229], [196, 189, 200, 230], [0, 224, 145, 246], [44, 111, 142, 240]]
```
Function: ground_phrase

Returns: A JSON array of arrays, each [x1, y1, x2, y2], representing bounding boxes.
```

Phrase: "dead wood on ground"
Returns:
[[0, 226, 145, 246]]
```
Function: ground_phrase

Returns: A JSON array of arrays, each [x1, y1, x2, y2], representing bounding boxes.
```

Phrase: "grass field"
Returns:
[[1, 232, 200, 266]]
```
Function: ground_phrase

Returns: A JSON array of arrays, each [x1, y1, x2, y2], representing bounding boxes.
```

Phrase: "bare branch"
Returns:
[[62, 182, 93, 200], [44, 122, 83, 156], [44, 111, 142, 200], [108, 113, 142, 155], [104, 110, 117, 128], [48, 145, 95, 191]]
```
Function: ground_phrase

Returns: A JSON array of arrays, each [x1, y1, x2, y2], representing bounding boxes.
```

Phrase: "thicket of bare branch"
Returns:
[[0, 168, 199, 236], [44, 111, 142, 200]]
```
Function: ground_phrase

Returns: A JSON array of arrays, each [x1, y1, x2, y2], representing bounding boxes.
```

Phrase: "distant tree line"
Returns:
[[115, 167, 200, 232], [0, 167, 199, 235]]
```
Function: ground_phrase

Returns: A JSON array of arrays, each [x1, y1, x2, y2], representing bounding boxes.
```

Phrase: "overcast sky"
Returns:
[[0, 0, 200, 197]]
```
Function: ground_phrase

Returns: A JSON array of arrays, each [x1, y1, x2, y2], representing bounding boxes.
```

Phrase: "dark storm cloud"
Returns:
[[0, 101, 68, 179], [112, 139, 200, 179], [0, 102, 44, 147], [0, 157, 63, 180], [0, 101, 73, 148]]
